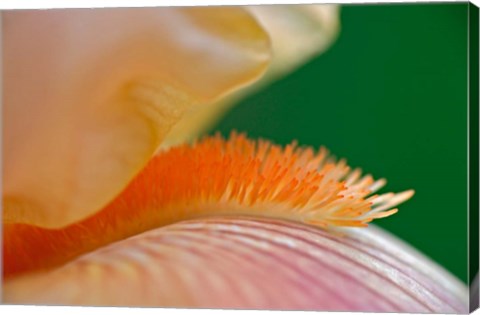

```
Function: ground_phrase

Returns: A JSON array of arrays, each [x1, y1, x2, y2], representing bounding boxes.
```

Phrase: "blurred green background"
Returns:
[[212, 3, 468, 282]]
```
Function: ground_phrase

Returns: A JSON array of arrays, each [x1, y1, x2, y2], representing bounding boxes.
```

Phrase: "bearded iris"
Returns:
[[2, 5, 468, 313]]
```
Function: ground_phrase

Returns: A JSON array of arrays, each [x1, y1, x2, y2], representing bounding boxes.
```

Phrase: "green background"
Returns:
[[212, 3, 469, 282]]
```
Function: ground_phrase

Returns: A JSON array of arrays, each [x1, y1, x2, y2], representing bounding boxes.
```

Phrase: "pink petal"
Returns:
[[3, 217, 467, 313]]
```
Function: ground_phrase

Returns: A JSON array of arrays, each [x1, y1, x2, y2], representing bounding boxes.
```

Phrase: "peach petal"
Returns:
[[247, 4, 340, 78], [162, 4, 341, 147], [3, 7, 271, 227]]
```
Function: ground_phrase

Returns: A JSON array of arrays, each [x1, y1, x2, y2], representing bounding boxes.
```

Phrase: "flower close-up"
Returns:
[[2, 3, 473, 313]]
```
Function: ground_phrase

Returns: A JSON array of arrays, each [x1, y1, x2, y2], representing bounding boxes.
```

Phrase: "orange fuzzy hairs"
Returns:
[[3, 132, 413, 277]]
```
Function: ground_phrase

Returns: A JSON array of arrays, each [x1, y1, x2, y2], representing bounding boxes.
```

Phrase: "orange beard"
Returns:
[[3, 132, 413, 278]]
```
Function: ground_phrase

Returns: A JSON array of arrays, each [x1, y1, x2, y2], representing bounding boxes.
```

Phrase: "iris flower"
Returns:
[[2, 5, 468, 313]]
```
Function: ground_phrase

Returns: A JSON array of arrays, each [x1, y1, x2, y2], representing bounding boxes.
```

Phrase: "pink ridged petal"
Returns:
[[3, 217, 468, 313]]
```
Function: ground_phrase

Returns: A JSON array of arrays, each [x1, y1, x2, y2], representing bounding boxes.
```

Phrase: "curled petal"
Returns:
[[162, 4, 341, 147], [3, 217, 467, 313], [247, 4, 340, 77], [3, 7, 271, 227]]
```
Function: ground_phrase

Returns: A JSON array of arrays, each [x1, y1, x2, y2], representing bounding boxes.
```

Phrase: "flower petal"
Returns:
[[3, 7, 271, 227], [3, 217, 467, 313], [162, 4, 341, 147], [247, 4, 340, 77]]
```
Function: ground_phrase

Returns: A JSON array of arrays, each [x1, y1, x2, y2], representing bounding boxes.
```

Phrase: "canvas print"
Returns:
[[2, 2, 479, 313]]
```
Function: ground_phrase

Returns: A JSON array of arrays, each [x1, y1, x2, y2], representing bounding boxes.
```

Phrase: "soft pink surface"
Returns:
[[4, 217, 468, 313]]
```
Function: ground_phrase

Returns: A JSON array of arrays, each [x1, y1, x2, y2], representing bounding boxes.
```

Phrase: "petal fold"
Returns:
[[162, 4, 341, 147], [3, 7, 271, 227]]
